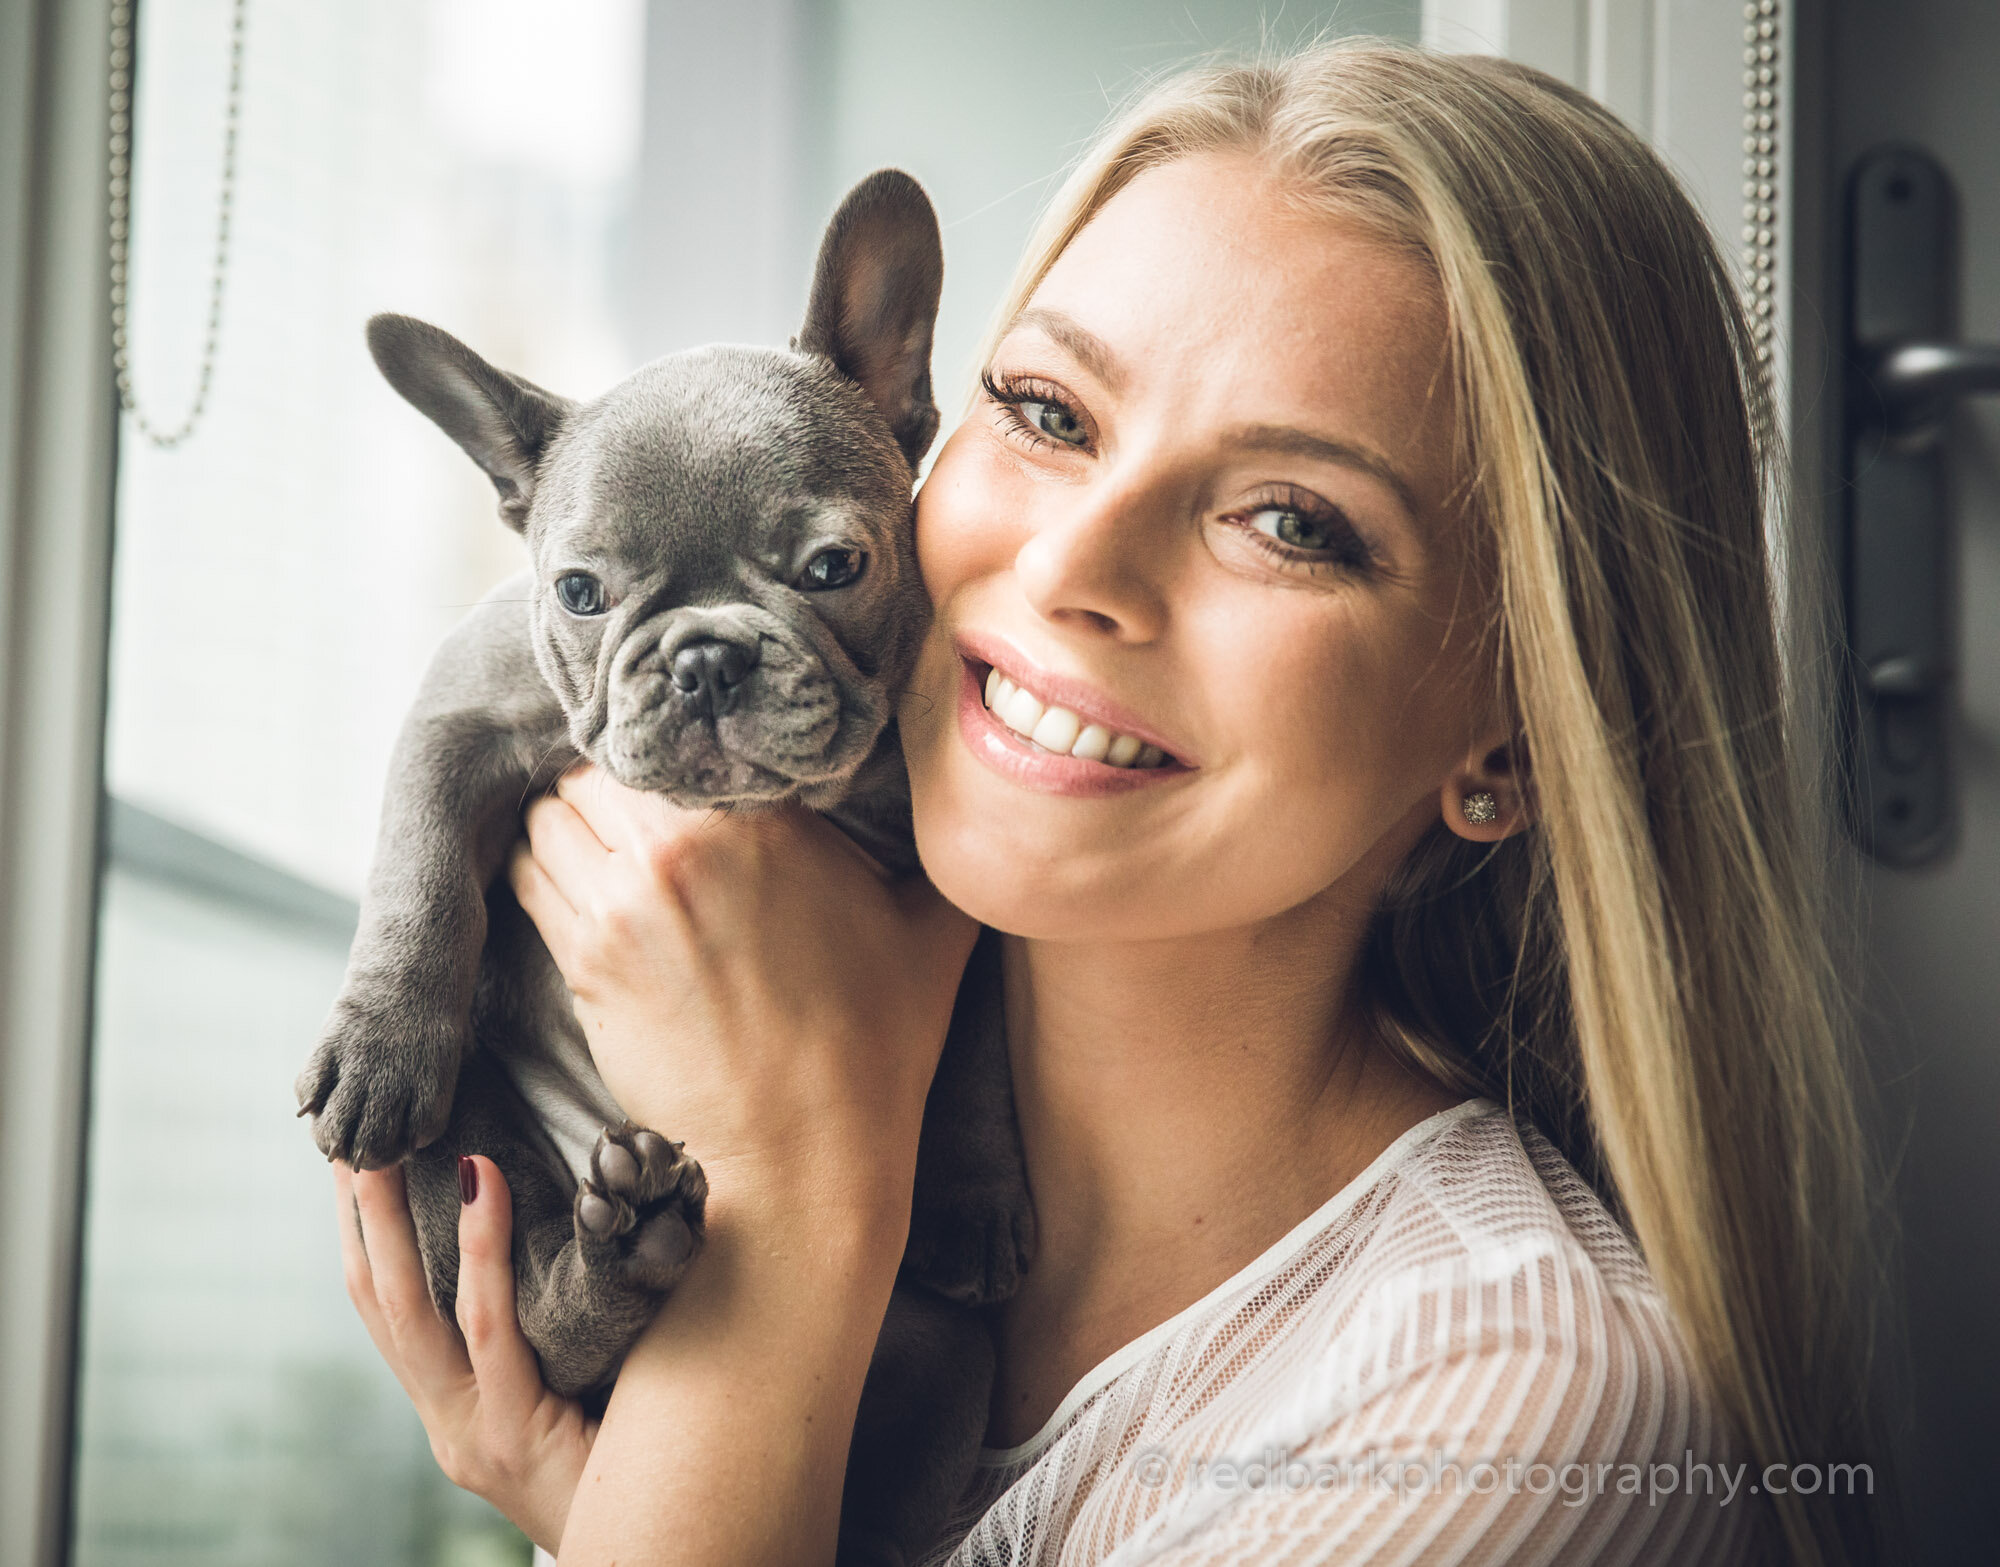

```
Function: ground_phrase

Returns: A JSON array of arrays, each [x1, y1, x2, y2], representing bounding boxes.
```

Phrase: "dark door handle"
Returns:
[[1839, 145, 1990, 868], [1871, 341, 2000, 431]]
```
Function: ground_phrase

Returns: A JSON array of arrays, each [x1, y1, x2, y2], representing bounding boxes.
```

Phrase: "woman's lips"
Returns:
[[953, 655, 1193, 797], [952, 629, 1197, 765]]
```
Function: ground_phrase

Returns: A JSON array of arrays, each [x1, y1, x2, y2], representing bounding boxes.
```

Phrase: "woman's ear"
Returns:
[[1440, 735, 1531, 843]]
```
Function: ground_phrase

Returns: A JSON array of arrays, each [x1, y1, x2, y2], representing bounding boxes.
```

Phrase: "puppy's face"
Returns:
[[365, 169, 945, 810], [524, 347, 926, 806]]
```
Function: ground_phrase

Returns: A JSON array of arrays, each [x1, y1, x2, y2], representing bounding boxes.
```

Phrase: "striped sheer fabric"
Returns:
[[918, 1099, 1775, 1566]]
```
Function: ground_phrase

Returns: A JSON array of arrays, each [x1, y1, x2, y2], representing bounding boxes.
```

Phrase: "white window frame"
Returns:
[[0, 0, 117, 1563]]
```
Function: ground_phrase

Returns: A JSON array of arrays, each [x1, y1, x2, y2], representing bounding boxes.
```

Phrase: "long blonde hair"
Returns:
[[983, 41, 1891, 1566]]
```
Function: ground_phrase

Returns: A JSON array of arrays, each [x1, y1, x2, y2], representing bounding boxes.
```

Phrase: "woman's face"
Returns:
[[899, 151, 1495, 942]]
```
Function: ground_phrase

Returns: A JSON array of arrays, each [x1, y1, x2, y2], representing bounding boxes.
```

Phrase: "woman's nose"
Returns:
[[1013, 473, 1173, 641]]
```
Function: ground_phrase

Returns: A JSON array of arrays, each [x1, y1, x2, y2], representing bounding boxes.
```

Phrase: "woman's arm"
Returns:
[[558, 1161, 908, 1563], [337, 1140, 910, 1562]]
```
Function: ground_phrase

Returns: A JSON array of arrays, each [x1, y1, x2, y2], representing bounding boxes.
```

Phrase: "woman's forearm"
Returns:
[[555, 1172, 910, 1566]]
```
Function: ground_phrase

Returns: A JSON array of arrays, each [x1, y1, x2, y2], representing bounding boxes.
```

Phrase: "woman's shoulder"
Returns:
[[1263, 1098, 1719, 1427], [1347, 1098, 1677, 1336], [1323, 1101, 1746, 1469], [1350, 1095, 1652, 1292]]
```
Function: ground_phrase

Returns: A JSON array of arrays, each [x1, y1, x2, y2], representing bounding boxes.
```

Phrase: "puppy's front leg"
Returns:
[[298, 588, 568, 1168]]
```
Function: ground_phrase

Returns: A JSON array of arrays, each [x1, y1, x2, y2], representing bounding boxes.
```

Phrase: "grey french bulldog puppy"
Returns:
[[294, 169, 1033, 1566]]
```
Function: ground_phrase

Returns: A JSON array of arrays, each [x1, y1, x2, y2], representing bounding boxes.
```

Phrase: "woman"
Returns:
[[336, 42, 1890, 1566]]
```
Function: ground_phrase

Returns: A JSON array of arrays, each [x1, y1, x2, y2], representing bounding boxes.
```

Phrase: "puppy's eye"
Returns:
[[799, 547, 865, 591], [555, 572, 608, 616]]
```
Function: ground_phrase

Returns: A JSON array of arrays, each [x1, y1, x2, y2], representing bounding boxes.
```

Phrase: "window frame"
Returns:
[[0, 1, 118, 1563]]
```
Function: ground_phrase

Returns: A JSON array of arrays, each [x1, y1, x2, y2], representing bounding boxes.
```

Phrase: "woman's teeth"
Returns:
[[982, 667, 1167, 768]]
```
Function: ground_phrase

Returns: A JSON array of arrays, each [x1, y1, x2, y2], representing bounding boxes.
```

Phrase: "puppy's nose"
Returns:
[[669, 636, 756, 715]]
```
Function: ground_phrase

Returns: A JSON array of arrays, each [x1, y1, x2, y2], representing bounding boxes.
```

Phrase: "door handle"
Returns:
[[1840, 145, 1997, 867], [1870, 342, 2000, 432]]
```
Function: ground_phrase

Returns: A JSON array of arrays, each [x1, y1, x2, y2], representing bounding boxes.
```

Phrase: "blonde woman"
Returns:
[[335, 42, 1891, 1567]]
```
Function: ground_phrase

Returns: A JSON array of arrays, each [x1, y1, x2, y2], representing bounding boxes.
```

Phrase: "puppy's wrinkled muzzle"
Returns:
[[599, 608, 873, 801]]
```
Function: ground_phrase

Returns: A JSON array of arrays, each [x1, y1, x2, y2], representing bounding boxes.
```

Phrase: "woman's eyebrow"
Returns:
[[1009, 307, 1127, 392], [1225, 423, 1425, 524]]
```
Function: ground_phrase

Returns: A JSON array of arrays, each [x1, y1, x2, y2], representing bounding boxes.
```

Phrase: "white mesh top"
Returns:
[[916, 1096, 1776, 1566]]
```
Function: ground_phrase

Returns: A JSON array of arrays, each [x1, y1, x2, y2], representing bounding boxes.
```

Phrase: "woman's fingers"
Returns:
[[334, 1161, 591, 1547], [333, 1161, 380, 1328], [555, 762, 711, 855], [349, 1162, 470, 1379], [452, 1156, 548, 1415], [552, 763, 644, 851], [509, 841, 579, 956], [524, 791, 614, 889]]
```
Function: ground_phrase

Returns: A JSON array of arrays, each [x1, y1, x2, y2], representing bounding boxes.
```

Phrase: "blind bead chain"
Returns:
[[1740, 0, 1781, 371], [108, 0, 248, 451]]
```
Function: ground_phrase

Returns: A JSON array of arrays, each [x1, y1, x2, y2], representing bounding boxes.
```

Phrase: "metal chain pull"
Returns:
[[108, 0, 248, 451], [1740, 0, 1781, 370]]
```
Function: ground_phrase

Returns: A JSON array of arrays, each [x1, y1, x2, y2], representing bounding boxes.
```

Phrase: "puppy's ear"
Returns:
[[366, 314, 573, 531], [797, 169, 944, 470]]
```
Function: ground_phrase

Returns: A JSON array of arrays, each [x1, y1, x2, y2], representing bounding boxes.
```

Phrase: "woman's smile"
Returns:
[[952, 655, 1190, 796], [949, 623, 1198, 797]]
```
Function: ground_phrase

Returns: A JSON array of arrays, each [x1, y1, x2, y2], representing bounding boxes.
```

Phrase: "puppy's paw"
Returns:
[[574, 1123, 708, 1295], [295, 989, 464, 1169], [903, 1185, 1036, 1306]]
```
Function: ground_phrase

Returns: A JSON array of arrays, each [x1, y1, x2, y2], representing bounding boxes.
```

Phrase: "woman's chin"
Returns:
[[911, 805, 1139, 939]]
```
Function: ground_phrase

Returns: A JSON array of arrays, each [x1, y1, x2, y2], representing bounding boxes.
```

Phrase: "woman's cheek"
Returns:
[[915, 429, 1030, 602]]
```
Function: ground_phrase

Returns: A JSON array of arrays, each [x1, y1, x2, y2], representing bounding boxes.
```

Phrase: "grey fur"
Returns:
[[296, 170, 1032, 1565]]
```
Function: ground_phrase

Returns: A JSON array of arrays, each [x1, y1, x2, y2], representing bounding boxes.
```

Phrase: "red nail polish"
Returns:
[[458, 1156, 478, 1205]]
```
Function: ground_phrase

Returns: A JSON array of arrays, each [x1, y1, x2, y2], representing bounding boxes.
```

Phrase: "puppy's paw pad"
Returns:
[[627, 1207, 697, 1276], [576, 1187, 631, 1239], [573, 1123, 706, 1294], [591, 1122, 707, 1211]]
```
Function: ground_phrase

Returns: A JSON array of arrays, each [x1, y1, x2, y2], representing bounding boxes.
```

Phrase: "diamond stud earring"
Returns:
[[1461, 791, 1499, 826]]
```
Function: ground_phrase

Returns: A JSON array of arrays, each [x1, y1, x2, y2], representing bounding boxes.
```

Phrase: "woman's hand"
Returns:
[[508, 767, 979, 1221], [502, 768, 980, 1563], [335, 1155, 594, 1553]]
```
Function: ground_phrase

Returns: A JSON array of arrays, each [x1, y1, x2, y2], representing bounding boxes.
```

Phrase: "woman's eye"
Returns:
[[1249, 506, 1338, 552], [980, 370, 1093, 453], [1020, 399, 1088, 447], [1233, 500, 1374, 574], [799, 547, 866, 591], [555, 572, 607, 616]]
